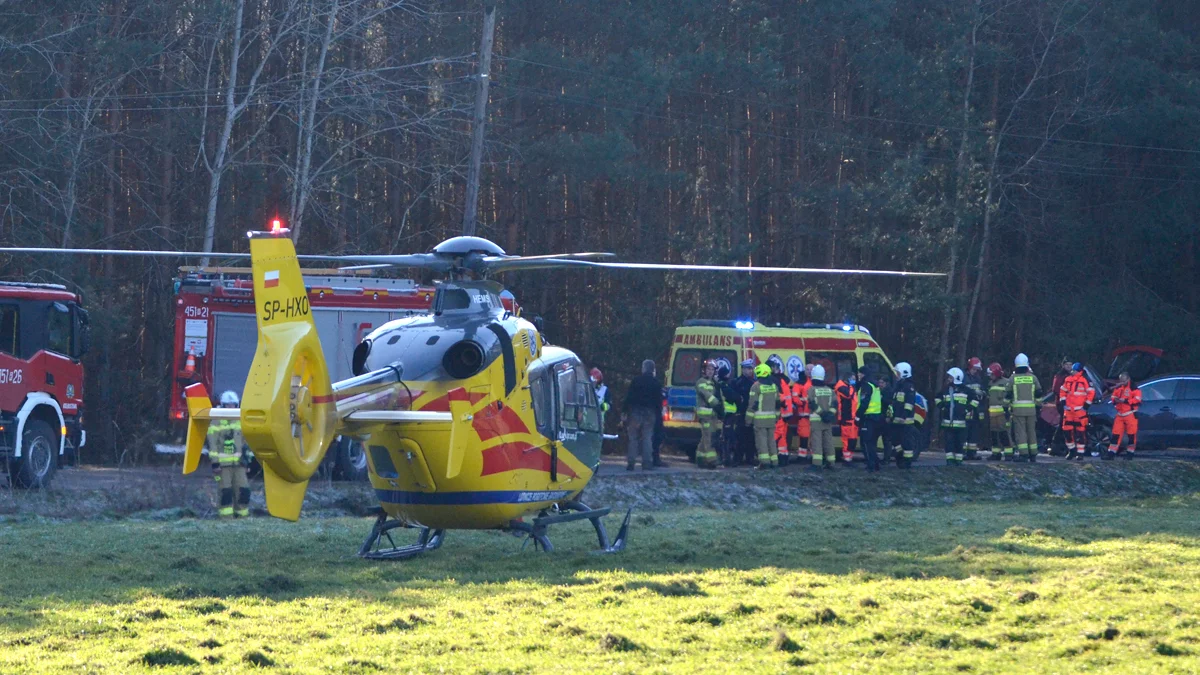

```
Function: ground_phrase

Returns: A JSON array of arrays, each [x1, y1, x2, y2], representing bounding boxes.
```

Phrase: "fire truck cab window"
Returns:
[[0, 305, 17, 355], [47, 302, 71, 357]]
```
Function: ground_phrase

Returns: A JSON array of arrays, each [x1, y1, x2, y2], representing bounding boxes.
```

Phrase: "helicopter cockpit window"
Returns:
[[439, 288, 471, 311], [574, 364, 601, 432], [556, 364, 600, 433], [530, 372, 553, 435]]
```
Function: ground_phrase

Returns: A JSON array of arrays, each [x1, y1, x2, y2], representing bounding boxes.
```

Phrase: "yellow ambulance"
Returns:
[[661, 320, 897, 451]]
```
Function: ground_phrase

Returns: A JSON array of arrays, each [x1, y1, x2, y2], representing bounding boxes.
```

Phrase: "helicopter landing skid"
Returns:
[[358, 511, 446, 560], [509, 500, 632, 554]]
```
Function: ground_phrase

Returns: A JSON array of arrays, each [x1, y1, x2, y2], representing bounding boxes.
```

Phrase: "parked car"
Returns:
[[1086, 374, 1200, 452]]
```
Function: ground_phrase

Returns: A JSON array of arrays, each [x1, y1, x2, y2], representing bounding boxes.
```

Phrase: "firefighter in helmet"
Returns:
[[693, 360, 723, 469], [208, 390, 251, 518]]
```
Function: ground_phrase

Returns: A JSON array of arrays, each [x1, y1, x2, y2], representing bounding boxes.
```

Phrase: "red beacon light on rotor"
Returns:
[[250, 217, 290, 238]]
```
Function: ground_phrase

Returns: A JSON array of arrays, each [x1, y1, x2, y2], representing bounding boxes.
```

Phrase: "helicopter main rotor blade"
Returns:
[[479, 253, 616, 274], [551, 261, 945, 277], [0, 246, 351, 263]]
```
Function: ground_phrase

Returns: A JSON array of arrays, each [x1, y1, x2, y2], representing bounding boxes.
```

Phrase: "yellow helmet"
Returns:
[[754, 364, 771, 378]]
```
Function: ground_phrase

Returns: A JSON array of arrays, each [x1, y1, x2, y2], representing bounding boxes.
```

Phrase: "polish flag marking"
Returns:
[[264, 270, 280, 288]]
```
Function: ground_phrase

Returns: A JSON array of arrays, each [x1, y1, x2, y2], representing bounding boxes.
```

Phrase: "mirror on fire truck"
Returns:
[[72, 305, 90, 358]]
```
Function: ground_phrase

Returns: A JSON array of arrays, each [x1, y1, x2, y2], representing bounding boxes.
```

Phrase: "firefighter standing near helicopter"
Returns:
[[986, 363, 1014, 461], [1006, 353, 1043, 462], [936, 368, 977, 465], [747, 363, 781, 468], [963, 357, 987, 460], [807, 365, 838, 469], [693, 360, 723, 469], [888, 362, 918, 469], [208, 390, 251, 518]]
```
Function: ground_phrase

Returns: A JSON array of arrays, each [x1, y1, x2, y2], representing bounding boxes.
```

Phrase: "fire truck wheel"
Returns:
[[334, 437, 369, 482], [13, 420, 57, 489]]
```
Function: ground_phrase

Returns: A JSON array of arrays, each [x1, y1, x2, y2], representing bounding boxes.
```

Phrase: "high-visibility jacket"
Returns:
[[775, 374, 794, 418], [207, 419, 245, 465], [746, 378, 780, 425], [808, 384, 835, 423], [695, 376, 722, 417], [1006, 369, 1042, 417], [792, 380, 811, 420], [890, 379, 916, 425], [834, 379, 857, 424], [1058, 372, 1095, 414], [1111, 382, 1142, 418], [595, 384, 610, 413], [988, 377, 1011, 417], [936, 385, 977, 428], [859, 381, 883, 417], [964, 371, 987, 420]]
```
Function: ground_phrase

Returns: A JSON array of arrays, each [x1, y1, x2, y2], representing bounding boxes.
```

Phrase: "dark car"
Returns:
[[1087, 375, 1200, 452]]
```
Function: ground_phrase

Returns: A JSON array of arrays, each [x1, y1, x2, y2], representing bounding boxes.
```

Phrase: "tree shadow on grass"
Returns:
[[0, 500, 1197, 639]]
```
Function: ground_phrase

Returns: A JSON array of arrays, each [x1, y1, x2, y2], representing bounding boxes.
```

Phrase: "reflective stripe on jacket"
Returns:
[[988, 377, 1010, 415], [1059, 373, 1095, 412], [695, 377, 721, 415], [1111, 383, 1142, 417], [936, 385, 978, 428], [747, 380, 779, 423], [207, 419, 244, 465], [890, 379, 916, 424], [1006, 371, 1042, 417]]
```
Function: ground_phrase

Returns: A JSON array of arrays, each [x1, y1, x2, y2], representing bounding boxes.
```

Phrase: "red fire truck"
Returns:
[[0, 281, 89, 488], [169, 268, 436, 480]]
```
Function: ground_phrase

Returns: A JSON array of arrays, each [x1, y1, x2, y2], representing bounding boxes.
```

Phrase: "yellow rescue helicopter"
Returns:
[[1, 224, 940, 559]]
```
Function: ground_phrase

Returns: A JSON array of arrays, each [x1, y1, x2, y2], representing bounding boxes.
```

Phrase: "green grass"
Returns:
[[2, 498, 1200, 673]]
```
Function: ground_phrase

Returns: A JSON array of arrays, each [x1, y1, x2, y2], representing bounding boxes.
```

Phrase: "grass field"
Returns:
[[2, 495, 1200, 673]]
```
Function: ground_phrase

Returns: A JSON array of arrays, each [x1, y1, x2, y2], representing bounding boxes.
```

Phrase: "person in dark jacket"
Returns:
[[731, 359, 757, 466], [718, 364, 740, 466], [856, 366, 885, 473], [622, 359, 661, 471]]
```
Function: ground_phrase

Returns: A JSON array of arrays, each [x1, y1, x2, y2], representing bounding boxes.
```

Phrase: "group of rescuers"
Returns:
[[616, 353, 1142, 471]]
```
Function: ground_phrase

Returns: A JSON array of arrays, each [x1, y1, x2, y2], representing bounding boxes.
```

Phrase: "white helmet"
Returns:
[[811, 364, 826, 382], [1014, 353, 1030, 368], [946, 367, 964, 385], [219, 390, 240, 407], [895, 362, 912, 379]]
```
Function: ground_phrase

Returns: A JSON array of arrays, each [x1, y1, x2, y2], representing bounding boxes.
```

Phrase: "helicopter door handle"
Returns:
[[549, 442, 558, 482]]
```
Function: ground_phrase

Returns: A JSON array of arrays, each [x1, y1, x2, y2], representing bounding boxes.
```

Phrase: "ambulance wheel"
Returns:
[[335, 437, 370, 482], [12, 420, 57, 489]]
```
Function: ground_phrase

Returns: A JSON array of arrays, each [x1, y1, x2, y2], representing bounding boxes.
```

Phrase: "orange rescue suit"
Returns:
[[793, 379, 812, 458], [1109, 381, 1142, 448], [1058, 372, 1095, 430], [773, 374, 792, 455]]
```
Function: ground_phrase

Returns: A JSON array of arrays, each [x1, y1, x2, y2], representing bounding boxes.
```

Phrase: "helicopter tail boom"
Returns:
[[239, 231, 339, 521]]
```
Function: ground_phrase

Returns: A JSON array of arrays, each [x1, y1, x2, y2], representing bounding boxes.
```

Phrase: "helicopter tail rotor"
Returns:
[[238, 231, 339, 520]]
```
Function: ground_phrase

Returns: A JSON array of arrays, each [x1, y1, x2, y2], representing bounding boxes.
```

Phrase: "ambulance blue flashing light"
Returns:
[[734, 321, 755, 330]]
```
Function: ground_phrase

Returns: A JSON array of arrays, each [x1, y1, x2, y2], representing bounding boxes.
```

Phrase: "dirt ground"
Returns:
[[0, 445, 1196, 524]]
